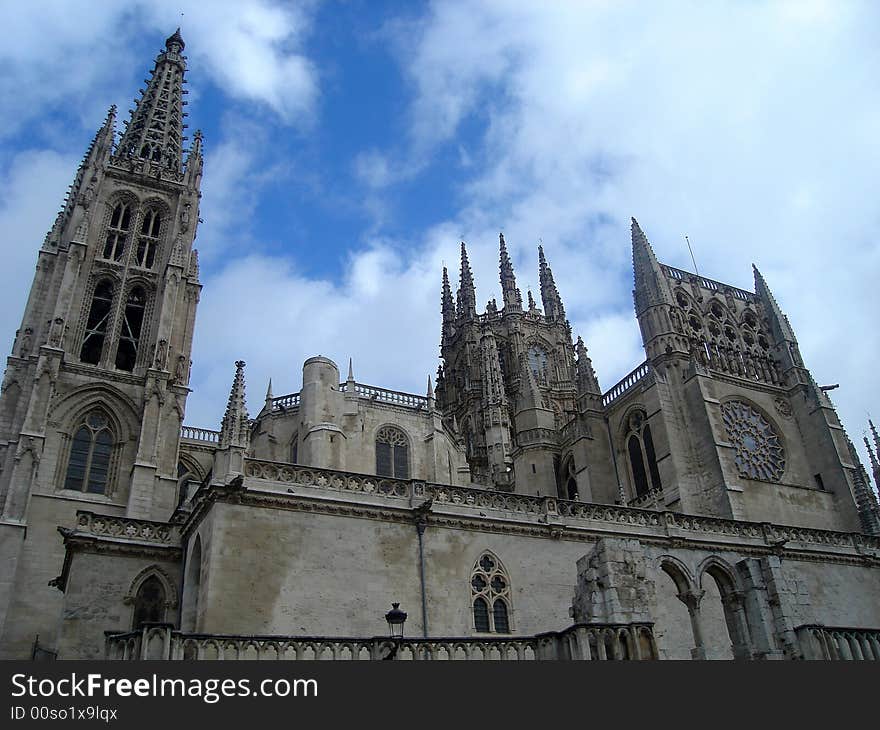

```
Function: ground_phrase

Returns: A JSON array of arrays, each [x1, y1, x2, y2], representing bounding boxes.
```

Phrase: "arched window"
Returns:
[[80, 280, 114, 364], [470, 552, 512, 634], [132, 575, 166, 628], [103, 202, 132, 261], [64, 410, 114, 494], [135, 209, 161, 268], [625, 410, 662, 500], [289, 436, 298, 464], [376, 426, 409, 479], [115, 286, 147, 371]]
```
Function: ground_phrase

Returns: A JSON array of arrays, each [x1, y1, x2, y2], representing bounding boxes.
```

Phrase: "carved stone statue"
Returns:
[[155, 339, 168, 370], [47, 318, 64, 348]]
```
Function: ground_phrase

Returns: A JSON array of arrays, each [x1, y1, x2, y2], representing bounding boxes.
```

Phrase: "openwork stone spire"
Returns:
[[441, 265, 455, 343], [631, 217, 670, 315], [847, 437, 880, 536], [538, 245, 565, 322], [220, 360, 250, 449], [44, 105, 117, 248], [753, 264, 798, 345], [117, 28, 188, 171], [458, 241, 476, 318], [499, 233, 522, 312], [575, 336, 601, 396]]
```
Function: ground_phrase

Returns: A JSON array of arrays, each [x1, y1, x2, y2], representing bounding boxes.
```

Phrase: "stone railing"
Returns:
[[180, 426, 220, 443], [105, 622, 656, 661], [244, 459, 411, 498], [795, 625, 880, 660], [271, 392, 301, 411], [661, 265, 755, 302], [340, 382, 429, 410], [240, 459, 880, 555], [73, 511, 179, 545], [602, 361, 651, 407]]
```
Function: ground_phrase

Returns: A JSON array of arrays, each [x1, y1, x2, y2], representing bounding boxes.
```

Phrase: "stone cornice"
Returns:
[[176, 459, 880, 568]]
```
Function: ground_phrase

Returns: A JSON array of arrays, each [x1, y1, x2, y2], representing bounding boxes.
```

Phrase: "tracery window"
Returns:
[[376, 426, 409, 479], [527, 344, 549, 383], [115, 286, 146, 371], [471, 553, 511, 633], [103, 202, 132, 261], [80, 280, 114, 364], [625, 410, 662, 499], [131, 575, 166, 628], [135, 209, 161, 268], [64, 410, 114, 494], [721, 400, 785, 482]]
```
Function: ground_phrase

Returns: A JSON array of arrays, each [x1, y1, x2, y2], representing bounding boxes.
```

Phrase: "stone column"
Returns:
[[678, 589, 707, 660]]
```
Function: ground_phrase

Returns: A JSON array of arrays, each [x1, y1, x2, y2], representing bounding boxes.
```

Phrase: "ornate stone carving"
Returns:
[[721, 400, 785, 482]]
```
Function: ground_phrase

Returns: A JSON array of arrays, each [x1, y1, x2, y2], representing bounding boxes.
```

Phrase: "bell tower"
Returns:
[[0, 29, 204, 658]]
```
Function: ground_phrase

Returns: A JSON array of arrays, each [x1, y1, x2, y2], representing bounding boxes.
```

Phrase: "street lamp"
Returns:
[[385, 602, 407, 639]]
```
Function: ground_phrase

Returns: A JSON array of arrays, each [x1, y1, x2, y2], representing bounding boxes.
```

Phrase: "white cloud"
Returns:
[[370, 0, 880, 471], [0, 0, 319, 139]]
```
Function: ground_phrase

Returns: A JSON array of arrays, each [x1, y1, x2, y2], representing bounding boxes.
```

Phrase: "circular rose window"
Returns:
[[721, 400, 785, 482]]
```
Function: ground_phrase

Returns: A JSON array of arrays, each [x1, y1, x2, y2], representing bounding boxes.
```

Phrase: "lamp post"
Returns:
[[385, 602, 407, 639], [383, 603, 407, 660]]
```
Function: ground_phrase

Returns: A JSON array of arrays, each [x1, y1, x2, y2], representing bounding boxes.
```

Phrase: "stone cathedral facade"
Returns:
[[1, 31, 880, 661]]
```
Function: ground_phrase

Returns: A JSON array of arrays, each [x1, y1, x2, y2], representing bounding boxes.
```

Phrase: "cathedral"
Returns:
[[1, 30, 880, 661]]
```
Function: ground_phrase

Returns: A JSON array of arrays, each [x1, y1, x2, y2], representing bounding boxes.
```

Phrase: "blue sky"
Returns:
[[1, 0, 879, 478]]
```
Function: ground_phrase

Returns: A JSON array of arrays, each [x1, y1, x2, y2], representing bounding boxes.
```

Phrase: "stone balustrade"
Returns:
[[240, 458, 880, 556], [602, 361, 651, 407], [662, 265, 755, 302], [180, 425, 220, 443], [74, 511, 179, 545], [105, 622, 656, 661], [795, 625, 880, 660]]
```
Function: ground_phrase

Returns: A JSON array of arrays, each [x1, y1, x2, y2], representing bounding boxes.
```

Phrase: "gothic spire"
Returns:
[[499, 232, 522, 312], [441, 265, 455, 334], [458, 241, 476, 318], [220, 360, 250, 449], [43, 105, 117, 248], [575, 336, 601, 396], [631, 217, 671, 315], [753, 265, 798, 344], [870, 419, 880, 457], [538, 245, 565, 322], [847, 437, 880, 536], [117, 28, 188, 171]]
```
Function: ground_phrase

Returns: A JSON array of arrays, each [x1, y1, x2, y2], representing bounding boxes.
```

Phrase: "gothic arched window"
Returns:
[[115, 286, 147, 371], [64, 410, 114, 494], [470, 552, 512, 634], [376, 426, 409, 479], [131, 575, 166, 628], [80, 280, 114, 365], [135, 208, 161, 268], [103, 202, 132, 261], [289, 436, 298, 464], [624, 410, 662, 499]]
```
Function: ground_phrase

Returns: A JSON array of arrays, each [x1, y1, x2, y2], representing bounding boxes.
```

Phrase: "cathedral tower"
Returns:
[[436, 235, 617, 500], [0, 30, 203, 658]]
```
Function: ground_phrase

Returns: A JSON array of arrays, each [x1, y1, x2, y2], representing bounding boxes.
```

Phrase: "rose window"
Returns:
[[721, 400, 785, 482]]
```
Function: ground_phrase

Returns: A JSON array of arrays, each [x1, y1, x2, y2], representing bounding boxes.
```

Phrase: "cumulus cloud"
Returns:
[[366, 0, 880, 467], [0, 0, 319, 139]]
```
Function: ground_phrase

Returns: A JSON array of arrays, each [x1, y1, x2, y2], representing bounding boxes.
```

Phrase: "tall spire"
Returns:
[[870, 420, 880, 457], [631, 217, 671, 315], [44, 105, 117, 248], [458, 241, 476, 318], [441, 265, 455, 345], [220, 360, 250, 449], [753, 265, 798, 344], [575, 336, 601, 396], [538, 245, 565, 322], [847, 437, 880, 536], [117, 28, 188, 171], [499, 232, 522, 312]]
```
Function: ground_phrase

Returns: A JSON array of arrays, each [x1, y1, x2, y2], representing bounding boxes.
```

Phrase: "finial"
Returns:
[[527, 289, 536, 310], [165, 27, 185, 52], [265, 378, 273, 402], [347, 357, 355, 382]]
